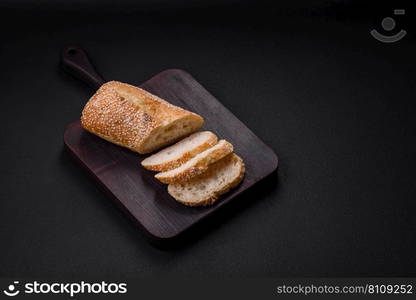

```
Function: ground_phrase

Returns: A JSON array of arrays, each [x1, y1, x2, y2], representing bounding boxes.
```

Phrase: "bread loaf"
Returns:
[[81, 81, 204, 154]]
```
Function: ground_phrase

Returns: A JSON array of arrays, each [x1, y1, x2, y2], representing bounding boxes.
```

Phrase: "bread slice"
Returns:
[[141, 131, 218, 172], [81, 81, 204, 154], [168, 153, 245, 206], [155, 140, 233, 184]]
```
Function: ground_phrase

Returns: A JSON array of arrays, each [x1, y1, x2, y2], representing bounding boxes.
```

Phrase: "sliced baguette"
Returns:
[[141, 131, 218, 172], [155, 140, 233, 184], [168, 153, 245, 206]]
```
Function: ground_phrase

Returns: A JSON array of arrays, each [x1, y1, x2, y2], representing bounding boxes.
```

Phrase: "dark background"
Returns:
[[0, 0, 415, 277]]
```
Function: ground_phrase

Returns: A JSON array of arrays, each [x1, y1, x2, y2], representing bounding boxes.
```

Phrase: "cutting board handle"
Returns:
[[61, 45, 105, 89]]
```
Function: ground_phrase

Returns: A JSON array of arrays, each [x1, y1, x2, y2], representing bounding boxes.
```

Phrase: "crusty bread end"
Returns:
[[81, 81, 204, 154]]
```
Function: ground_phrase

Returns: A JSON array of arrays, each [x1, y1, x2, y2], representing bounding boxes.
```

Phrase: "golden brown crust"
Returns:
[[141, 133, 218, 171], [168, 154, 245, 206], [80, 81, 203, 154], [155, 140, 233, 184]]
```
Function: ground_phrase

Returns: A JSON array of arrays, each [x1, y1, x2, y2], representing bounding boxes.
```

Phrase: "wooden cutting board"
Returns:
[[62, 46, 278, 243]]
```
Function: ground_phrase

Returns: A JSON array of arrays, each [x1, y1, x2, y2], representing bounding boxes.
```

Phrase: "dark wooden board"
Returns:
[[62, 47, 278, 242]]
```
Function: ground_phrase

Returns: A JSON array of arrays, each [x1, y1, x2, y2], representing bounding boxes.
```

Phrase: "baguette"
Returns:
[[155, 140, 233, 184], [81, 81, 204, 154], [168, 153, 245, 206], [141, 131, 218, 171]]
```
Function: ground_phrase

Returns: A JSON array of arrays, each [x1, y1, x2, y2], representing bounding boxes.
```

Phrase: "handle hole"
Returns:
[[67, 48, 77, 55]]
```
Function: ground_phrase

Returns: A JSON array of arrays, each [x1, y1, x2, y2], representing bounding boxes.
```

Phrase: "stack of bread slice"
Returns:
[[141, 131, 245, 206]]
